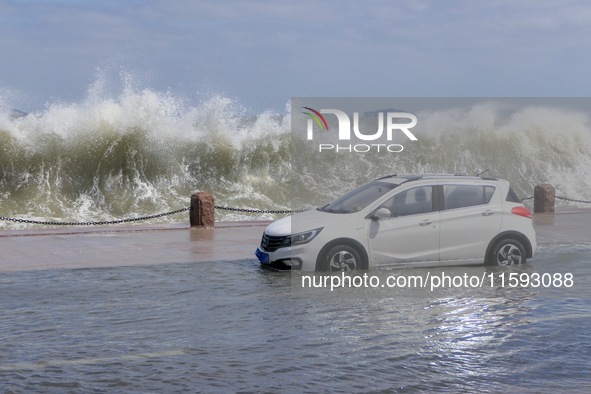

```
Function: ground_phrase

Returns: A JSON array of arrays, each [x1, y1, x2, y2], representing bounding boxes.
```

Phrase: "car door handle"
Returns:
[[482, 210, 495, 216], [419, 219, 433, 226]]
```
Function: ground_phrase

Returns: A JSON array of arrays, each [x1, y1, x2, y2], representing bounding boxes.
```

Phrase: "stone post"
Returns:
[[534, 184, 555, 214], [190, 192, 215, 227]]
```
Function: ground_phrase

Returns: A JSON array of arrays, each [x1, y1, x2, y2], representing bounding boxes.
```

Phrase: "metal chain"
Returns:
[[214, 205, 309, 214], [521, 195, 591, 203], [0, 205, 304, 227], [556, 195, 591, 204], [0, 207, 190, 226]]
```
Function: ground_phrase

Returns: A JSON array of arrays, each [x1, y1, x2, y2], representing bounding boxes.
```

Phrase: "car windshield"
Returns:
[[318, 181, 398, 214]]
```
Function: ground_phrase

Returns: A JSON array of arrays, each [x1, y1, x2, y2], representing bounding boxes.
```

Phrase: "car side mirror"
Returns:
[[370, 207, 392, 221]]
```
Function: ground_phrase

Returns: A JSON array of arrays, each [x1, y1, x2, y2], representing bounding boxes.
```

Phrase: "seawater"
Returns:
[[0, 241, 590, 392], [2, 86, 591, 229]]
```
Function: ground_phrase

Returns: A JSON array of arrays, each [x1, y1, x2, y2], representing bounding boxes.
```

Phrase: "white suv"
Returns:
[[255, 175, 536, 271]]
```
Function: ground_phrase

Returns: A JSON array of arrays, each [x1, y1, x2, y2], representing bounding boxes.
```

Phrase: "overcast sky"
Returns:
[[1, 0, 591, 112]]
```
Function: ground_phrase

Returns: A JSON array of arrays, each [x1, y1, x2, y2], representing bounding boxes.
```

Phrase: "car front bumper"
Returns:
[[255, 242, 321, 271]]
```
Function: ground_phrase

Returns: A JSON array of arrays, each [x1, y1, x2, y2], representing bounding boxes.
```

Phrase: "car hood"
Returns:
[[264, 209, 352, 236]]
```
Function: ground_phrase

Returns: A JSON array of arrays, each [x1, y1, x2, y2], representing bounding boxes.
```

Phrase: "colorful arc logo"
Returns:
[[302, 107, 329, 132]]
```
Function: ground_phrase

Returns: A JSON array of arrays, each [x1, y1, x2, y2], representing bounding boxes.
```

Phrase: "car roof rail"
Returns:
[[402, 176, 422, 183], [373, 173, 499, 182], [375, 174, 398, 180], [374, 174, 425, 182]]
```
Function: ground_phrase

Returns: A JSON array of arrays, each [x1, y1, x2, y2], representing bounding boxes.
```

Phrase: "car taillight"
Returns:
[[511, 206, 532, 219]]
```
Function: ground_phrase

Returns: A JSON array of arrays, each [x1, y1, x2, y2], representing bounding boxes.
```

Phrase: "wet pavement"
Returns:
[[0, 221, 270, 272], [0, 210, 590, 272], [533, 210, 591, 244]]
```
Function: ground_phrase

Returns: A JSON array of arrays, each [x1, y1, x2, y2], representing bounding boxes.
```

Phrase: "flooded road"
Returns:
[[1, 242, 590, 392]]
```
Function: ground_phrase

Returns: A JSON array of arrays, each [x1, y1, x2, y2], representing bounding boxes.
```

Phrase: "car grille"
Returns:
[[261, 233, 287, 252]]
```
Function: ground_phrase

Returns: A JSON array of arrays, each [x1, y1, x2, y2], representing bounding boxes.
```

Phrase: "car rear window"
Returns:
[[506, 187, 522, 203], [443, 185, 495, 210], [484, 186, 495, 203]]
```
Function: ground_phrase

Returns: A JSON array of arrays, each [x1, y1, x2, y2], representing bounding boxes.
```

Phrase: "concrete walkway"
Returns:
[[0, 210, 590, 272]]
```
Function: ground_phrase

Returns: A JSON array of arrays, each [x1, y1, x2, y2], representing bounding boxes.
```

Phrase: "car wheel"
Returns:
[[490, 239, 526, 266], [321, 245, 362, 272]]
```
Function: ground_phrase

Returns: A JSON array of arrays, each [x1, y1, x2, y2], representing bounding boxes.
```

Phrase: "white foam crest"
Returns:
[[3, 85, 288, 149], [500, 107, 591, 153], [416, 101, 512, 137], [418, 102, 591, 157]]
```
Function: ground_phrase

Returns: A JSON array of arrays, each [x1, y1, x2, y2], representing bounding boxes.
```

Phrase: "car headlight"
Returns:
[[279, 228, 323, 248]]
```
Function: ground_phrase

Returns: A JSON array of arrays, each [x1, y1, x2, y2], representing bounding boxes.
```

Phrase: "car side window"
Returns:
[[443, 185, 494, 210], [378, 186, 433, 217]]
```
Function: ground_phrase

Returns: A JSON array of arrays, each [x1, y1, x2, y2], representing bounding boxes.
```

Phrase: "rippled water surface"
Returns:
[[1, 243, 590, 392]]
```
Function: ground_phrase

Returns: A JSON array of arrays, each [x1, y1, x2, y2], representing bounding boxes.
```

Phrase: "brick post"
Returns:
[[534, 184, 555, 214], [190, 192, 215, 227]]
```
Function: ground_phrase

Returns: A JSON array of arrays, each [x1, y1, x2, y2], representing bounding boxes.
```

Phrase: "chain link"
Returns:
[[0, 207, 190, 226], [556, 195, 591, 204], [521, 195, 591, 204], [0, 205, 305, 226], [214, 205, 309, 214]]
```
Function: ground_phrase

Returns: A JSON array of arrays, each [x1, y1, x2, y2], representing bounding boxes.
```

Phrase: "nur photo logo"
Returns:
[[302, 107, 418, 153]]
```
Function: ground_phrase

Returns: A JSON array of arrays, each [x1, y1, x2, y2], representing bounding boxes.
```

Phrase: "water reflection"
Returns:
[[289, 263, 555, 391]]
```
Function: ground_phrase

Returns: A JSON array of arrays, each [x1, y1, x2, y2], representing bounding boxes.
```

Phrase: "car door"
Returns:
[[367, 185, 440, 266], [438, 183, 502, 263]]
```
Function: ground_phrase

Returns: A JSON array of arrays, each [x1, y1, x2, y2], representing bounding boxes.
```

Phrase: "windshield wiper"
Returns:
[[317, 206, 347, 213]]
